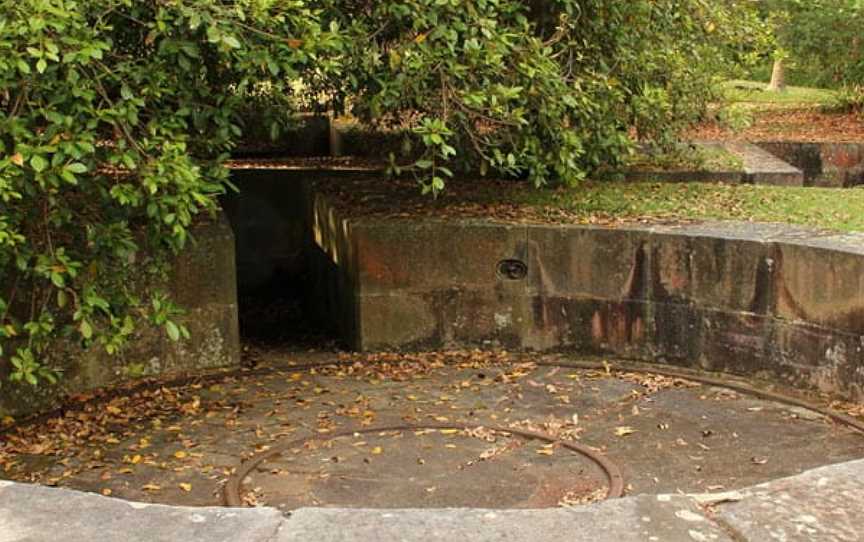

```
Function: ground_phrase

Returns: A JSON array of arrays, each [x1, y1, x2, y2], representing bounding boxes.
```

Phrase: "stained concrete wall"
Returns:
[[0, 211, 240, 417], [756, 142, 864, 187], [314, 193, 864, 400]]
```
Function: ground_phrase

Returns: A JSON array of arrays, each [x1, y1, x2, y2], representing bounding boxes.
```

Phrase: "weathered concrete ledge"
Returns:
[[0, 211, 241, 417], [625, 142, 805, 186], [314, 193, 864, 400], [2, 458, 862, 541], [756, 141, 864, 187]]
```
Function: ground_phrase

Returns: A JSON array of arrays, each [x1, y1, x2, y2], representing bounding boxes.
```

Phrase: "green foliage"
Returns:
[[0, 0, 337, 385], [0, 0, 763, 386], [832, 84, 864, 115], [757, 0, 864, 88], [326, 0, 764, 191]]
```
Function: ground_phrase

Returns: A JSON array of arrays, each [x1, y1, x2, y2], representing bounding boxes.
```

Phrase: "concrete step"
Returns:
[[721, 142, 804, 186], [623, 141, 804, 186]]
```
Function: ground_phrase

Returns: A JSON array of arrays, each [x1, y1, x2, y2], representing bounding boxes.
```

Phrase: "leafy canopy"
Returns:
[[0, 0, 759, 386], [757, 0, 864, 88]]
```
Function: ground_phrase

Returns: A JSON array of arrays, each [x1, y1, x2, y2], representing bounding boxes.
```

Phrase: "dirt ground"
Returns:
[[2, 347, 862, 511], [688, 107, 864, 143]]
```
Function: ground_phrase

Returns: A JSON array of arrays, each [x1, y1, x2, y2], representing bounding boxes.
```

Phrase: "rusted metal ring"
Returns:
[[536, 358, 864, 435], [222, 422, 625, 507], [5, 358, 863, 438]]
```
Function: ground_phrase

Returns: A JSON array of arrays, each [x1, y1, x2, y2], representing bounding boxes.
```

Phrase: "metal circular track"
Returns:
[[6, 353, 864, 508], [13, 357, 860, 437], [222, 422, 626, 507], [535, 358, 864, 435]]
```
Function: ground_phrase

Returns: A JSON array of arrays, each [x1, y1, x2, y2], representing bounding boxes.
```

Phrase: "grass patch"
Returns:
[[721, 80, 837, 106], [625, 144, 743, 172], [516, 182, 864, 232]]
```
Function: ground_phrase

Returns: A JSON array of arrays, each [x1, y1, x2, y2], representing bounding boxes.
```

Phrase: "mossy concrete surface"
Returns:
[[624, 142, 804, 186], [755, 142, 864, 187], [0, 211, 240, 418]]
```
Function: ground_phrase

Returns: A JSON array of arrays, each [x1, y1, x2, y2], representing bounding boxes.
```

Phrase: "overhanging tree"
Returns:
[[0, 0, 761, 386]]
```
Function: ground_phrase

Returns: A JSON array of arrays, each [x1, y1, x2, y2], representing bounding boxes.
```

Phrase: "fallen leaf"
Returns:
[[614, 426, 637, 437], [141, 484, 161, 491], [174, 451, 188, 459], [371, 446, 383, 455], [178, 483, 192, 492]]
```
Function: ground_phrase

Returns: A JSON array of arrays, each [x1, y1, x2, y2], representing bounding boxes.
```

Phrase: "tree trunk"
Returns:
[[767, 58, 787, 92]]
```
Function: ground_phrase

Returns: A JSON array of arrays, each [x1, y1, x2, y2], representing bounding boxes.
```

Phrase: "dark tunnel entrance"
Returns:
[[221, 168, 334, 350]]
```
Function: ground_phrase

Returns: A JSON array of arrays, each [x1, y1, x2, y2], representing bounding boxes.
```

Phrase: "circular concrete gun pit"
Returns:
[[2, 351, 862, 510], [235, 427, 612, 510]]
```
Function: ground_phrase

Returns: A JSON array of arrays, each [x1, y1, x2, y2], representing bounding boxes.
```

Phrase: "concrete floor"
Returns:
[[2, 348, 862, 510]]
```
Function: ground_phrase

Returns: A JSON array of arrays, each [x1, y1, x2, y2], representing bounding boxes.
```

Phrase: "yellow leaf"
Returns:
[[414, 32, 428, 44], [438, 429, 459, 435], [106, 405, 122, 415], [536, 448, 555, 456], [10, 153, 24, 167], [174, 451, 188, 459], [130, 454, 142, 464], [101, 488, 112, 496], [178, 483, 192, 492], [371, 446, 383, 455], [614, 426, 637, 437], [141, 484, 161, 491]]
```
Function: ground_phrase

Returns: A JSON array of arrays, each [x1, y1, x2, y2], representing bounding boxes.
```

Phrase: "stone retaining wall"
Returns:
[[314, 194, 864, 400], [756, 142, 864, 187], [0, 211, 241, 417]]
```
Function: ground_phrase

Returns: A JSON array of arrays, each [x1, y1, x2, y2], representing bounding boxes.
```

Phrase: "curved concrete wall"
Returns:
[[4, 459, 864, 541], [314, 195, 864, 400]]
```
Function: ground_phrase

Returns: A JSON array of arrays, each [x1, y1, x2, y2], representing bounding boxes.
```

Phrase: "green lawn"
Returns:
[[516, 181, 864, 232], [721, 80, 837, 106], [624, 144, 743, 172]]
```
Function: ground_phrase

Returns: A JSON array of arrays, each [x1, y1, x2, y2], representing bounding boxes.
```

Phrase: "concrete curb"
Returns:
[[2, 459, 863, 541]]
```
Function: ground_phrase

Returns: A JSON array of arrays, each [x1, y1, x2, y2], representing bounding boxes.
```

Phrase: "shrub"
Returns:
[[0, 0, 761, 386]]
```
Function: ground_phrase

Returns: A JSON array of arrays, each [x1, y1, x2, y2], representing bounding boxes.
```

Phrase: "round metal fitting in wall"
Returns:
[[497, 259, 528, 280]]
